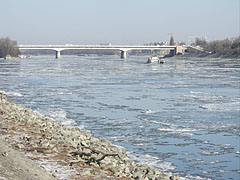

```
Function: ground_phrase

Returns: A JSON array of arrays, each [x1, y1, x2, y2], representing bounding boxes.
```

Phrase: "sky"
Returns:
[[1, 0, 239, 45]]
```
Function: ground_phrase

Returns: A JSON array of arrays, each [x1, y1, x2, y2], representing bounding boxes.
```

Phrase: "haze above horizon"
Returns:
[[1, 0, 239, 45]]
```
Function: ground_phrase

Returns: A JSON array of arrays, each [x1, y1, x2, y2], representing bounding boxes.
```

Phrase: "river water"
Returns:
[[0, 55, 239, 179]]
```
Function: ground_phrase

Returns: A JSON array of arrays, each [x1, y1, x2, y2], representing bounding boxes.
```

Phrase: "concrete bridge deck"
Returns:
[[18, 45, 186, 59]]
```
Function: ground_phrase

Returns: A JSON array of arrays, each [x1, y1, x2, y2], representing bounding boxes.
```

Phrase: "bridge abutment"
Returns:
[[175, 46, 185, 55], [120, 50, 127, 59]]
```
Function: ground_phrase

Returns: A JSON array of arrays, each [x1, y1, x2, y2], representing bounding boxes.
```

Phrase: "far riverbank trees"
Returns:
[[191, 36, 240, 56], [0, 37, 20, 58]]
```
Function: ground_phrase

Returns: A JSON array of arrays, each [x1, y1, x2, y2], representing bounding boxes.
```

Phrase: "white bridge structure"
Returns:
[[18, 44, 186, 59]]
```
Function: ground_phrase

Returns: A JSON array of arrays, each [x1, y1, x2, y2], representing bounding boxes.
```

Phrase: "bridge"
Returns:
[[18, 45, 186, 59]]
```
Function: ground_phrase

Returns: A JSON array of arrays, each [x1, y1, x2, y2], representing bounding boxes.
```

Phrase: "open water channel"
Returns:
[[0, 55, 239, 179]]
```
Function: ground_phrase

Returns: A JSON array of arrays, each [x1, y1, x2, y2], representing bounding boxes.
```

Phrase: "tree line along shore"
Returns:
[[0, 37, 20, 59], [0, 36, 239, 59], [186, 36, 239, 57]]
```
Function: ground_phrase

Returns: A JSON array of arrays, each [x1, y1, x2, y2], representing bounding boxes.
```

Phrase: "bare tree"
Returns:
[[0, 37, 20, 58], [194, 37, 208, 48]]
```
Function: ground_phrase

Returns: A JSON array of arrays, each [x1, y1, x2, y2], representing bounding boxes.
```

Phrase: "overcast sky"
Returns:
[[1, 0, 239, 45]]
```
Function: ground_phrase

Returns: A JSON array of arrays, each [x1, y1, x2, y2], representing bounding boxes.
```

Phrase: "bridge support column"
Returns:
[[169, 49, 176, 56], [56, 51, 61, 59], [120, 50, 127, 59]]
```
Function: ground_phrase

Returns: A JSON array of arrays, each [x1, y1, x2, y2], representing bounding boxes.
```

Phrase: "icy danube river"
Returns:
[[0, 55, 239, 179]]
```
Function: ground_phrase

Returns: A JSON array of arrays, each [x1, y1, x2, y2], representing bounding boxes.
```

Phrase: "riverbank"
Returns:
[[0, 139, 56, 180], [0, 92, 178, 180], [172, 53, 240, 61]]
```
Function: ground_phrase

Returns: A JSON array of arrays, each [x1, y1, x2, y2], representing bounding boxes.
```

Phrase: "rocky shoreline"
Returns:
[[0, 92, 179, 180], [0, 139, 56, 180]]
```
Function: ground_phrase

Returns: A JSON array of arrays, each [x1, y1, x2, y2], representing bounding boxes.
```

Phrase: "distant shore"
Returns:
[[0, 92, 179, 180], [172, 53, 240, 61]]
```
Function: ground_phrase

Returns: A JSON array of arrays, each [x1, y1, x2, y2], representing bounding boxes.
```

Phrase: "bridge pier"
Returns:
[[56, 51, 61, 59], [169, 49, 176, 56], [120, 50, 127, 59]]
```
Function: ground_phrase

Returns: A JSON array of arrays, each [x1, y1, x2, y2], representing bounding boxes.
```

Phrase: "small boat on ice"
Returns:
[[146, 56, 166, 64], [147, 56, 159, 63], [159, 59, 165, 64]]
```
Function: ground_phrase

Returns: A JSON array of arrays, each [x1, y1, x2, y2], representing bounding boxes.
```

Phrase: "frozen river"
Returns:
[[0, 55, 239, 179]]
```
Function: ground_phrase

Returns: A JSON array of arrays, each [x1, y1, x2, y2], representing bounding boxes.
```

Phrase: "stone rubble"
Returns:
[[0, 92, 179, 180]]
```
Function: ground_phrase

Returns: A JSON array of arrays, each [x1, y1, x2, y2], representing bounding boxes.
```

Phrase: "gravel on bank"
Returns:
[[0, 139, 56, 180], [0, 92, 179, 180]]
